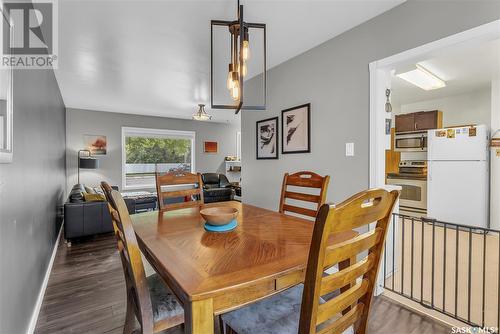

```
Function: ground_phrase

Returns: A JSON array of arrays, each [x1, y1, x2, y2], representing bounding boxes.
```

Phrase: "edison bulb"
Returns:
[[242, 40, 250, 61], [227, 71, 234, 89], [227, 64, 235, 89], [231, 80, 240, 101]]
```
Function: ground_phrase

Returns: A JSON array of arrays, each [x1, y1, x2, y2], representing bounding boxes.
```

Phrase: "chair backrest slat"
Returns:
[[299, 188, 399, 334], [155, 170, 204, 211], [156, 171, 199, 185], [316, 278, 369, 325], [279, 171, 330, 219], [282, 204, 318, 218], [284, 191, 320, 203], [316, 303, 365, 334], [323, 228, 383, 269], [320, 254, 376, 295], [101, 182, 154, 332], [161, 187, 200, 199], [286, 172, 325, 188]]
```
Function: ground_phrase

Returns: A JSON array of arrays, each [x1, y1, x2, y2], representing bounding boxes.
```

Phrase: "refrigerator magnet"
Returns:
[[447, 129, 455, 139], [436, 130, 446, 137], [469, 127, 477, 137]]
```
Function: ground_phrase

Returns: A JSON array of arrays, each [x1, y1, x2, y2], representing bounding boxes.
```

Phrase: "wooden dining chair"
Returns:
[[279, 171, 330, 219], [101, 182, 184, 334], [222, 188, 399, 334], [155, 170, 204, 211]]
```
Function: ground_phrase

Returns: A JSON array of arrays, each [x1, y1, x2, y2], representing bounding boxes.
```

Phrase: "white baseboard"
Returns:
[[26, 225, 63, 334]]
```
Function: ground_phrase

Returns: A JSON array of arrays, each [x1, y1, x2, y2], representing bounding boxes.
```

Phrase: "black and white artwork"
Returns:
[[282, 104, 310, 154], [256, 117, 278, 159]]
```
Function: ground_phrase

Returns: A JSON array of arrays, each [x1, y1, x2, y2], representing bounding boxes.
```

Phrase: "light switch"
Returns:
[[346, 143, 354, 157]]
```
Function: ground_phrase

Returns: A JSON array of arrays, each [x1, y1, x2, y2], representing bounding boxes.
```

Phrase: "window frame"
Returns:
[[121, 126, 196, 190]]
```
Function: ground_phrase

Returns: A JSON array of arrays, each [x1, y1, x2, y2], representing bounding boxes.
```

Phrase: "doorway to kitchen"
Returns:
[[369, 19, 500, 330]]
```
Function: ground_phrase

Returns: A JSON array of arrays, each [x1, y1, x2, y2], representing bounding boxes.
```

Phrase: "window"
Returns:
[[122, 127, 195, 189]]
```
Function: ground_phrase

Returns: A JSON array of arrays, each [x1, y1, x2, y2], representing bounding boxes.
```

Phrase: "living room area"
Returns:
[[64, 107, 242, 244]]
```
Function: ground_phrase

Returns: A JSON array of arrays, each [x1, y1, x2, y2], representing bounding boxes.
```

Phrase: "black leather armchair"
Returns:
[[201, 173, 235, 203]]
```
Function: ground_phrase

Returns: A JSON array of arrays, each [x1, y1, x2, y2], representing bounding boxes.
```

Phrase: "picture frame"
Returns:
[[204, 141, 218, 153], [256, 116, 278, 160], [385, 118, 392, 135], [281, 103, 310, 154], [84, 134, 107, 155]]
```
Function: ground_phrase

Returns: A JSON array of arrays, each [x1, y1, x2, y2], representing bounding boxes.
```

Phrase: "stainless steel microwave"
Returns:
[[394, 131, 427, 152]]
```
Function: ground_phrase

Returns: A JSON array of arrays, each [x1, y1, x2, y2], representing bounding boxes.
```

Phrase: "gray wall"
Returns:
[[66, 108, 240, 191], [242, 0, 500, 210], [0, 69, 66, 332]]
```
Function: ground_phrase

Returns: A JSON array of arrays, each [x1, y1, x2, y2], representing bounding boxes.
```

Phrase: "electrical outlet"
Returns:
[[346, 143, 354, 157]]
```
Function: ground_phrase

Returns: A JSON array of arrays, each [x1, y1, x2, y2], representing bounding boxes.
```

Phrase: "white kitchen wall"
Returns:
[[398, 87, 491, 128]]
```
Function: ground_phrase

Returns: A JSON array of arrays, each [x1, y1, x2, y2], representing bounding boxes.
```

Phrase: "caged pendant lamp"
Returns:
[[211, 0, 266, 114]]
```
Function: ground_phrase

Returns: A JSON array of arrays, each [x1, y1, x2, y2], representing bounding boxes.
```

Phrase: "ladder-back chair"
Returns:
[[222, 188, 398, 334], [155, 171, 204, 211], [279, 171, 330, 219], [101, 182, 184, 334], [299, 188, 399, 333]]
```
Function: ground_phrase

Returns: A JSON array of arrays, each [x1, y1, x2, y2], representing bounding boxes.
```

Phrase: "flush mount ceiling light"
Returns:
[[396, 64, 446, 91], [211, 0, 266, 114], [192, 104, 212, 121]]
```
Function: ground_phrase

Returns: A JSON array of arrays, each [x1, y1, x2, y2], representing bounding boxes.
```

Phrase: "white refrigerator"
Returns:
[[427, 125, 489, 228]]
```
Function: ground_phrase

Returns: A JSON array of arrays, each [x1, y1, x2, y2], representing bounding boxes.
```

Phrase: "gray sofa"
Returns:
[[64, 184, 114, 241], [64, 184, 159, 242]]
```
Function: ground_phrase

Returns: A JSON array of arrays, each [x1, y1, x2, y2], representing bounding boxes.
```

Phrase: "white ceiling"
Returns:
[[55, 0, 404, 123], [391, 38, 500, 106]]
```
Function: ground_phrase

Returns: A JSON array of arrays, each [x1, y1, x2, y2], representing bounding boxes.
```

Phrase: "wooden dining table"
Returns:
[[131, 200, 358, 334]]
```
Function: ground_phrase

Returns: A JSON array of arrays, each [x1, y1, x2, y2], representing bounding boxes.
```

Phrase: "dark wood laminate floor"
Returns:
[[35, 233, 451, 334]]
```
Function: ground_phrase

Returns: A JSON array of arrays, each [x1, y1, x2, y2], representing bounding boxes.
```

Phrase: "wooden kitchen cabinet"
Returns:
[[395, 110, 442, 133], [385, 128, 400, 182], [414, 110, 442, 131], [395, 113, 415, 132]]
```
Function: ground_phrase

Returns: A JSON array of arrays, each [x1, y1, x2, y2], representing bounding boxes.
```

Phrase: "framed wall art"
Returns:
[[84, 134, 107, 155], [204, 141, 218, 153], [282, 103, 310, 154], [256, 117, 278, 159]]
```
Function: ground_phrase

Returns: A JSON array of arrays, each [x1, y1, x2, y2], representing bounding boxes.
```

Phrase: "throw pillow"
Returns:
[[84, 193, 106, 202]]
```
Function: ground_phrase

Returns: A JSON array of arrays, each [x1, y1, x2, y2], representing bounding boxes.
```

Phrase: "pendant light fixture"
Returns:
[[192, 104, 212, 121], [211, 0, 266, 114]]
